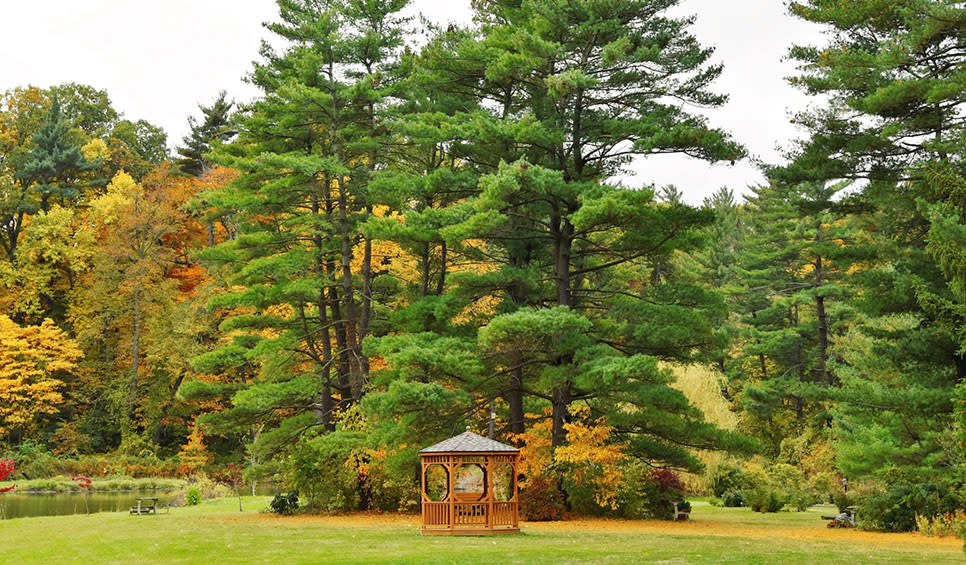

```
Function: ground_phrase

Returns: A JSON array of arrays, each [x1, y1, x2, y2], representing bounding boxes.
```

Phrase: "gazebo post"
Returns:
[[484, 456, 492, 529], [510, 457, 520, 528], [447, 455, 455, 532]]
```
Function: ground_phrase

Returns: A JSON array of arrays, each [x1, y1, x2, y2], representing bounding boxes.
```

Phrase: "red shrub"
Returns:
[[0, 458, 17, 493], [649, 469, 685, 493], [520, 475, 565, 521]]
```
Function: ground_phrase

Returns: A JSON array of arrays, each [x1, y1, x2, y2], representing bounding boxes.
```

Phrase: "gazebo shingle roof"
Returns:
[[419, 431, 519, 454]]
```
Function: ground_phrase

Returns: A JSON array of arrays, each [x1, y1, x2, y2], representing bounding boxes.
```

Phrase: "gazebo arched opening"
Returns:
[[419, 429, 520, 535]]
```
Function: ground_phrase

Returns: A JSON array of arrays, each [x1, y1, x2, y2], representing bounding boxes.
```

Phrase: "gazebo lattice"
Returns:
[[419, 429, 520, 535]]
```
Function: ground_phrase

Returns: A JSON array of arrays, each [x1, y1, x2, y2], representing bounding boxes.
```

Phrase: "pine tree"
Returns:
[[726, 182, 857, 454], [1, 97, 91, 261], [176, 91, 234, 177], [191, 0, 410, 452], [782, 0, 966, 480], [362, 0, 751, 468]]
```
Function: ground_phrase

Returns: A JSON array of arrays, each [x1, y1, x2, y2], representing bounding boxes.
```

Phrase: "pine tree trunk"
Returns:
[[313, 189, 336, 431], [358, 231, 373, 381], [553, 216, 574, 307], [420, 243, 431, 296], [509, 368, 525, 435], [551, 386, 571, 448], [337, 176, 364, 401], [814, 223, 831, 385], [436, 241, 447, 296], [317, 380, 334, 432]]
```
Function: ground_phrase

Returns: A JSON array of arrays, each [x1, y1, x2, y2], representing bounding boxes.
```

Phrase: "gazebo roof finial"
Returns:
[[465, 424, 471, 432]]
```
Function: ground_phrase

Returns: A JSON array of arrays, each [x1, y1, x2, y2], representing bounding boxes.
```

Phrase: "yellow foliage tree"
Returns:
[[0, 205, 94, 320], [0, 315, 82, 436], [555, 407, 627, 510], [510, 406, 626, 511], [178, 424, 213, 472]]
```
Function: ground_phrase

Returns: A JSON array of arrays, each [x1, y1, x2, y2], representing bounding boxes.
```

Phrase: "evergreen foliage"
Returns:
[[176, 91, 234, 177]]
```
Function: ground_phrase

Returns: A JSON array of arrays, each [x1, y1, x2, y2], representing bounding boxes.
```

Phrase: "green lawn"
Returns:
[[1, 498, 962, 563]]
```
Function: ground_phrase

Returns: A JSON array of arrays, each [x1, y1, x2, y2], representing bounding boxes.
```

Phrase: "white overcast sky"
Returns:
[[1, 0, 826, 204]]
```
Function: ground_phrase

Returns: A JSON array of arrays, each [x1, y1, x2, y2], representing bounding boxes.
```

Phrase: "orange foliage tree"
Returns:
[[69, 165, 215, 450]]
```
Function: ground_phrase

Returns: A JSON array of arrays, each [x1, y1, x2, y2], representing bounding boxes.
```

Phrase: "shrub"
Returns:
[[639, 469, 686, 520], [735, 461, 818, 513], [915, 510, 966, 538], [721, 490, 745, 507], [705, 463, 748, 497], [285, 432, 365, 512], [270, 491, 300, 515], [186, 486, 201, 506], [809, 471, 840, 504], [857, 481, 961, 532], [520, 475, 565, 521], [362, 448, 421, 513], [768, 463, 813, 511], [746, 487, 787, 513], [185, 473, 233, 500], [0, 458, 16, 493], [11, 441, 59, 479], [834, 493, 852, 513]]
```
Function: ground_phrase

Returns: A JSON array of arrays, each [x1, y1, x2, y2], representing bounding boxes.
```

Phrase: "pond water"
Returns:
[[1, 491, 163, 520], [1, 483, 276, 520]]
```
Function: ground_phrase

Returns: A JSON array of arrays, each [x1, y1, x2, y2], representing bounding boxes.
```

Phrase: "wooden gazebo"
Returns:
[[419, 429, 520, 535]]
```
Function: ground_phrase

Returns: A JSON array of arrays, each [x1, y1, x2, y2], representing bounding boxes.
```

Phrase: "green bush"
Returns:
[[11, 441, 58, 479], [706, 464, 748, 497], [186, 486, 201, 506], [364, 449, 420, 513], [269, 491, 300, 515], [745, 487, 787, 513], [834, 493, 852, 513], [285, 432, 365, 512], [768, 464, 813, 511], [721, 490, 745, 507], [857, 481, 961, 532], [735, 462, 819, 513]]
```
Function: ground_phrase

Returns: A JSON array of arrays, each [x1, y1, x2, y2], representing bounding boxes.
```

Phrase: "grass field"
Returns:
[[1, 498, 962, 563]]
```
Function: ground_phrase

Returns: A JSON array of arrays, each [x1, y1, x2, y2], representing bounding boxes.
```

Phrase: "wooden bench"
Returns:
[[130, 497, 159, 515]]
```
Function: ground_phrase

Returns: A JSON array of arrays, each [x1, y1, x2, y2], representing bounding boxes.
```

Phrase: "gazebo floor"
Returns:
[[421, 527, 520, 536]]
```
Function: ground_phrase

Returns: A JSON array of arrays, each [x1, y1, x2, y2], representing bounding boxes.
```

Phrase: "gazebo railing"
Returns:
[[455, 503, 487, 526], [422, 500, 518, 530], [491, 501, 517, 527], [423, 501, 449, 527]]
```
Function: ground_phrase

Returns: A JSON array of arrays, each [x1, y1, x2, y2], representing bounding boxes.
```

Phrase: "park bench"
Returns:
[[821, 505, 856, 526], [130, 497, 159, 515]]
